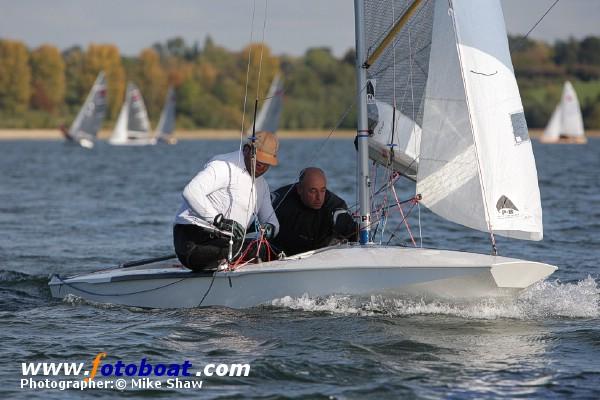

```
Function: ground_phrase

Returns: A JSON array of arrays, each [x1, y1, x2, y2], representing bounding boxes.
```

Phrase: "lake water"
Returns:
[[1, 138, 599, 399]]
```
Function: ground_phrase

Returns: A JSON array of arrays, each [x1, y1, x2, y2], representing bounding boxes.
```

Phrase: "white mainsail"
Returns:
[[109, 82, 155, 146], [251, 74, 284, 133], [66, 71, 107, 148], [543, 81, 585, 141], [155, 86, 176, 143]]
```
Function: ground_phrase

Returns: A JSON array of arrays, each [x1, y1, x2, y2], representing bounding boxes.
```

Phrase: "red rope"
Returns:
[[390, 185, 417, 247]]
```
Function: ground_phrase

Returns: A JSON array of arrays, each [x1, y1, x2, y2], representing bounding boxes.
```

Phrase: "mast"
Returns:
[[354, 0, 371, 244]]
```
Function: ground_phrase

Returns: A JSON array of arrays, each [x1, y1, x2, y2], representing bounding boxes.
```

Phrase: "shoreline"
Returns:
[[0, 128, 598, 140], [0, 129, 357, 140]]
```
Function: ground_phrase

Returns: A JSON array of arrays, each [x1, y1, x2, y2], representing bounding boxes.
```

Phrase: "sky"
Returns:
[[0, 0, 599, 58]]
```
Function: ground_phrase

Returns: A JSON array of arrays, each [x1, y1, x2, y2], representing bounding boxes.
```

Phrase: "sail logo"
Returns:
[[496, 195, 520, 218], [366, 79, 376, 104]]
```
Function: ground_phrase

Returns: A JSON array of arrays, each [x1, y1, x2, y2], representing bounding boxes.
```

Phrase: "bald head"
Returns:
[[297, 167, 327, 210]]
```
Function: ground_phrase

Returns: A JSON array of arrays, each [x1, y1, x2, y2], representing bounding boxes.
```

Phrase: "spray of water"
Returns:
[[271, 277, 600, 320]]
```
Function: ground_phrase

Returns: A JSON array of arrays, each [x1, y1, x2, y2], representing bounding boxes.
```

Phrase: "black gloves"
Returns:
[[213, 214, 245, 244], [332, 209, 358, 239]]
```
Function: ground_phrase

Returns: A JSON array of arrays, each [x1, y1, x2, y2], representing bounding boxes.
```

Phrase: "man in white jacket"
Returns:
[[174, 132, 280, 271]]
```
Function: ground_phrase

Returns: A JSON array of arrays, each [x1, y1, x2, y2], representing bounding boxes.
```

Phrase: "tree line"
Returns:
[[0, 35, 599, 131]]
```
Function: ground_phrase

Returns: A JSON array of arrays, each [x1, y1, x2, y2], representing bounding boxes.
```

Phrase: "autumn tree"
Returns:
[[63, 46, 86, 112], [236, 43, 280, 130], [136, 48, 167, 119], [84, 44, 125, 118], [0, 39, 31, 113], [30, 44, 65, 113]]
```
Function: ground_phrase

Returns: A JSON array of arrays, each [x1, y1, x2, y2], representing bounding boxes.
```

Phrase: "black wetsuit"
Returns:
[[271, 184, 357, 256]]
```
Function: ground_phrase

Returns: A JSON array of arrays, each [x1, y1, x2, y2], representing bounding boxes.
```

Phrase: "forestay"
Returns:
[[363, 0, 543, 241]]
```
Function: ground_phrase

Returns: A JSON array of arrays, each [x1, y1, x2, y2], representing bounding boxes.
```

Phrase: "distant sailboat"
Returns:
[[541, 81, 587, 144], [250, 74, 284, 134], [61, 71, 107, 149], [155, 86, 177, 144], [109, 82, 156, 146]]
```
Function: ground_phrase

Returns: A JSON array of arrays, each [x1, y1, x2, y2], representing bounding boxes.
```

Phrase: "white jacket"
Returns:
[[174, 151, 279, 235]]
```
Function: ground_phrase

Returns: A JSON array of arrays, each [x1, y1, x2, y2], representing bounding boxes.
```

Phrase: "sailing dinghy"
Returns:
[[540, 81, 587, 144], [155, 86, 177, 144], [108, 82, 156, 146], [49, 0, 556, 309], [61, 71, 107, 149]]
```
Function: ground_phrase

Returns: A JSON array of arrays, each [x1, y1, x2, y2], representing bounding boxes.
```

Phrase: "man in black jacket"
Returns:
[[271, 167, 357, 256]]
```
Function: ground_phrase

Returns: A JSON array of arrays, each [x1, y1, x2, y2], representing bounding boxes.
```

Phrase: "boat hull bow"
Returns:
[[49, 246, 556, 309]]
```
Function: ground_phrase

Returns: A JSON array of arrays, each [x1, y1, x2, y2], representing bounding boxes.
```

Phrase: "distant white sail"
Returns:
[[543, 81, 585, 142], [250, 74, 284, 134], [109, 82, 155, 146], [416, 0, 543, 241], [155, 86, 177, 144], [66, 71, 107, 148]]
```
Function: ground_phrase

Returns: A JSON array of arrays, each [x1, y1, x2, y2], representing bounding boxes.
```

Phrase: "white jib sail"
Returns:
[[155, 86, 176, 139], [252, 74, 284, 133], [543, 102, 561, 139], [69, 71, 107, 141], [417, 0, 543, 241], [110, 83, 151, 144]]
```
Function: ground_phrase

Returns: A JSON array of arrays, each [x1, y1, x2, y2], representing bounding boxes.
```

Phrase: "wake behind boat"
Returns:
[[50, 0, 557, 309]]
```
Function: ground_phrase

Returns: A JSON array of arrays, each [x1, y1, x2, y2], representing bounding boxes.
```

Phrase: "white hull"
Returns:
[[539, 135, 587, 145], [78, 137, 94, 149], [49, 246, 556, 309], [108, 137, 157, 146]]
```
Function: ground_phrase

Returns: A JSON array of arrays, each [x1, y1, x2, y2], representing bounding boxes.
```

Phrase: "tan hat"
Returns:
[[249, 131, 279, 166]]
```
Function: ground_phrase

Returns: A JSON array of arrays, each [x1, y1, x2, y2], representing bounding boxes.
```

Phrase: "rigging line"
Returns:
[[407, 22, 422, 246], [370, 0, 429, 53], [255, 0, 269, 107], [242, 0, 270, 256], [369, 1, 431, 71], [55, 275, 188, 297], [385, 201, 418, 245], [365, 0, 425, 66], [511, 0, 561, 54], [238, 0, 258, 164], [197, 271, 218, 307]]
